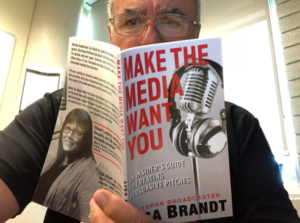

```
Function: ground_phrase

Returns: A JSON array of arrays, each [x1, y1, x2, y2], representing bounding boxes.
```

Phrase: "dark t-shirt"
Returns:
[[0, 89, 299, 223]]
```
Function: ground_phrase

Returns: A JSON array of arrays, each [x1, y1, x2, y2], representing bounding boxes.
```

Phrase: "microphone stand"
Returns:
[[185, 113, 202, 220], [189, 152, 201, 220]]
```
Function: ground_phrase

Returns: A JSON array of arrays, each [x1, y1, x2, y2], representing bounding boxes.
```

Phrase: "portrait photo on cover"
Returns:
[[33, 108, 111, 223]]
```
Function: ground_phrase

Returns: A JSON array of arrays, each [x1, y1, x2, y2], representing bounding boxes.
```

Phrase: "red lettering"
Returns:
[[148, 78, 160, 101], [139, 108, 150, 129], [124, 56, 133, 81], [149, 104, 161, 125], [184, 46, 196, 67], [137, 80, 147, 105], [156, 50, 166, 72], [125, 83, 136, 111], [128, 136, 136, 160], [134, 54, 144, 76], [170, 74, 183, 97], [144, 51, 155, 73], [137, 133, 149, 155], [126, 111, 137, 135], [162, 76, 168, 99], [150, 128, 163, 150], [170, 47, 182, 69], [198, 44, 209, 65]]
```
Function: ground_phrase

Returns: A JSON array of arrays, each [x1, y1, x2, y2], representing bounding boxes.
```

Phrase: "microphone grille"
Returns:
[[182, 67, 208, 103], [206, 81, 218, 109], [179, 67, 219, 114]]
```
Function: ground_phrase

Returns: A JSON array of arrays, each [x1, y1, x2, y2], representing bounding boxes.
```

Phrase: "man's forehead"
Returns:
[[122, 6, 186, 16], [123, 7, 147, 15], [113, 0, 193, 16]]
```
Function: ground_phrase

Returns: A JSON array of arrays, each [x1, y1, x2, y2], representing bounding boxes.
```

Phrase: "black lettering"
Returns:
[[199, 202, 208, 214], [219, 200, 227, 211], [179, 205, 188, 217], [167, 205, 178, 219], [209, 201, 218, 213], [153, 210, 162, 220], [189, 203, 199, 215]]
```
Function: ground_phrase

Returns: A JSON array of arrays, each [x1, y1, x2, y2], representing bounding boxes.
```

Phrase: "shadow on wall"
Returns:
[[91, 0, 110, 43]]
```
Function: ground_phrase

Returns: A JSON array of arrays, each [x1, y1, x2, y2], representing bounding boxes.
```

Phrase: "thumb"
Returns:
[[93, 189, 157, 223], [89, 199, 113, 223]]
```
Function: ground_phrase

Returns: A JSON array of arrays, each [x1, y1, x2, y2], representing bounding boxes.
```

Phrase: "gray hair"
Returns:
[[107, 0, 201, 24]]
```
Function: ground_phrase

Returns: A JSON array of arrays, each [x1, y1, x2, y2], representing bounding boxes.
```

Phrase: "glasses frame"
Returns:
[[63, 126, 85, 139], [109, 13, 200, 38]]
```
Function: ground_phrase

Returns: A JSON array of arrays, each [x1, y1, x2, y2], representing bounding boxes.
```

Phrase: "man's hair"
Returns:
[[107, 0, 201, 24]]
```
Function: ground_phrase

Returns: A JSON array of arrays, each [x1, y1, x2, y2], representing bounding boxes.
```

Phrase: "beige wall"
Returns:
[[13, 0, 84, 124], [0, 0, 84, 130], [0, 0, 36, 130], [91, 0, 110, 43], [275, 0, 300, 170]]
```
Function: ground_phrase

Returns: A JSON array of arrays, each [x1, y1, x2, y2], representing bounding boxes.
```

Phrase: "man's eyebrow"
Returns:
[[157, 7, 186, 16], [123, 8, 147, 15]]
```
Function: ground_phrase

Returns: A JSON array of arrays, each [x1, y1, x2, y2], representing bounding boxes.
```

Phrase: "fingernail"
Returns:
[[90, 199, 97, 211], [95, 191, 107, 206]]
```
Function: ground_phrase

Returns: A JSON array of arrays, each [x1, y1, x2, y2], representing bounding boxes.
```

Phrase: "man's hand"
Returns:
[[88, 189, 196, 223], [0, 178, 20, 223], [90, 189, 158, 223]]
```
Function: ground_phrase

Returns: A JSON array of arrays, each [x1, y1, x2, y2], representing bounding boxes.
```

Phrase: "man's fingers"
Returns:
[[93, 189, 157, 223], [90, 199, 114, 223]]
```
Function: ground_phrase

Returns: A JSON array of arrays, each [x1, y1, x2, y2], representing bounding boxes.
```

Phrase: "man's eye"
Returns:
[[125, 18, 141, 26], [164, 19, 180, 26]]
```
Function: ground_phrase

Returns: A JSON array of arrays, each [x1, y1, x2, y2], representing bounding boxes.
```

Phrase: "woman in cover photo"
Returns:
[[34, 108, 103, 223]]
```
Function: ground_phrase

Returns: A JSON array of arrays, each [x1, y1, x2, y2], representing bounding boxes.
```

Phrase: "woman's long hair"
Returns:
[[56, 108, 95, 163], [34, 109, 95, 203], [56, 108, 95, 164]]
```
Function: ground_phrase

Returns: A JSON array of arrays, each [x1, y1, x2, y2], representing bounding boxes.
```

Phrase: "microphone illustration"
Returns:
[[180, 66, 218, 115], [169, 59, 227, 220], [178, 64, 227, 158], [169, 59, 227, 158]]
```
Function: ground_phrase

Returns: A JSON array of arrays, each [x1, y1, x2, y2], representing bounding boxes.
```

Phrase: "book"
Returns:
[[33, 37, 232, 223]]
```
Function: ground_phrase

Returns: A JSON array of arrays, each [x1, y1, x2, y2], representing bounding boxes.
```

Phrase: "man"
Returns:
[[0, 0, 299, 222]]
